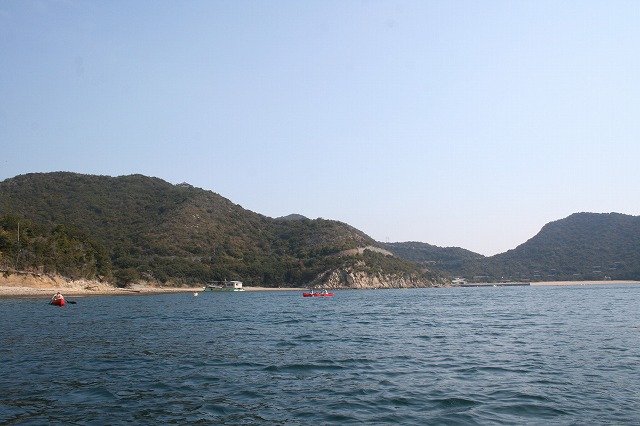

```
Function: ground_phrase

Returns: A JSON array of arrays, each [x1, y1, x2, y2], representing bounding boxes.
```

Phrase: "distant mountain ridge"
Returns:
[[2, 173, 638, 286], [0, 172, 445, 288], [385, 212, 640, 281], [486, 212, 640, 281], [383, 241, 484, 271]]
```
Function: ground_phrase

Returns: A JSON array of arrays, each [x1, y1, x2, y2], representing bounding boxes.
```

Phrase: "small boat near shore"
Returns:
[[50, 298, 65, 306], [50, 291, 66, 306], [204, 280, 245, 292]]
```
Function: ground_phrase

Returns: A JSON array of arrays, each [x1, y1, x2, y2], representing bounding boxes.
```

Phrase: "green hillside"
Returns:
[[0, 172, 444, 288], [483, 213, 640, 281], [383, 242, 484, 273], [386, 213, 640, 282]]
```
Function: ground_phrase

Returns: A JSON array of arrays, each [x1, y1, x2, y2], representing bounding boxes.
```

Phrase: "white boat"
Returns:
[[204, 280, 245, 292]]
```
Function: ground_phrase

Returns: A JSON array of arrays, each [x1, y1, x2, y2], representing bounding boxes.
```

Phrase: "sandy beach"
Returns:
[[0, 274, 201, 298], [0, 272, 306, 298]]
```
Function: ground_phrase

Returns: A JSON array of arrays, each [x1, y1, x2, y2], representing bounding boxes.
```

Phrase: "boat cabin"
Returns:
[[226, 280, 243, 290]]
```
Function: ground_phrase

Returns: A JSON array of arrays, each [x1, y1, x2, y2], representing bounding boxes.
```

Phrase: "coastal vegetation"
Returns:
[[385, 212, 640, 282], [0, 173, 443, 288], [2, 173, 638, 287]]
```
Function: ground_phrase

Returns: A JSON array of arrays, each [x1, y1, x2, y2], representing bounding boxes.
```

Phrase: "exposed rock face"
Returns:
[[338, 245, 394, 257], [314, 268, 448, 289]]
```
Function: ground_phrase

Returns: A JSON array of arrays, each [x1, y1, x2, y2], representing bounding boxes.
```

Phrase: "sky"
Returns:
[[1, 0, 639, 256]]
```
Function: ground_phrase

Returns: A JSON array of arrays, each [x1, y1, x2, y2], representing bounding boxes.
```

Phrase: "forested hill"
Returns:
[[484, 212, 640, 281], [385, 213, 640, 282], [0, 172, 445, 288], [383, 242, 484, 273]]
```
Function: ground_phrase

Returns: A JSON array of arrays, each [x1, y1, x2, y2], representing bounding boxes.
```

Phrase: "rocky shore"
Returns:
[[0, 271, 305, 298], [0, 273, 201, 298]]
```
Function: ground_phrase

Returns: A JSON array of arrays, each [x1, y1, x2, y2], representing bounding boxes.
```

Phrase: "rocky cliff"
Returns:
[[315, 264, 448, 289]]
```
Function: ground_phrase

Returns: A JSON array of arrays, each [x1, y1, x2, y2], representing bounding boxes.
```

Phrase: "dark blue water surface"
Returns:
[[2, 285, 640, 425]]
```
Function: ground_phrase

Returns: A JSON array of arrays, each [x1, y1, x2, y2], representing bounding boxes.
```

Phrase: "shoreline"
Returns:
[[530, 280, 640, 286], [0, 274, 306, 298], [0, 285, 205, 298], [2, 275, 639, 299], [0, 284, 303, 298]]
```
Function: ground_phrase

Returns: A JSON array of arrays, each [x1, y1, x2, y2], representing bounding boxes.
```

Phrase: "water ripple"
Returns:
[[2, 286, 640, 424]]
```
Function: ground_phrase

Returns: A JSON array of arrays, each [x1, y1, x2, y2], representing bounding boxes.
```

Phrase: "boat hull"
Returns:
[[204, 288, 245, 292], [51, 299, 65, 306], [302, 293, 334, 297]]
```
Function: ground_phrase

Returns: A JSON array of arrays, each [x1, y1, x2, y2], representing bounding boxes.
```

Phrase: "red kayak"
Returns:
[[302, 292, 334, 297], [50, 298, 65, 306]]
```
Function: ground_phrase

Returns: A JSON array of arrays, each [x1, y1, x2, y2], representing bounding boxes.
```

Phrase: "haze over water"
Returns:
[[2, 285, 640, 424]]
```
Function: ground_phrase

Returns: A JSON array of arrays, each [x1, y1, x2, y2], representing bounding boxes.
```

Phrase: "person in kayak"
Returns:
[[51, 291, 64, 304]]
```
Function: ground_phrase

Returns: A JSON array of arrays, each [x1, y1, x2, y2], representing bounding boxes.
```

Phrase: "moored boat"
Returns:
[[204, 280, 245, 292]]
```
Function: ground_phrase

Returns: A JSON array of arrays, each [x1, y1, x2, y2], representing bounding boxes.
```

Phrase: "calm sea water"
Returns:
[[2, 285, 640, 425]]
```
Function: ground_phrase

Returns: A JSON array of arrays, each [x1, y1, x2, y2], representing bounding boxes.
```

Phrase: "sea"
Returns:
[[2, 285, 640, 425]]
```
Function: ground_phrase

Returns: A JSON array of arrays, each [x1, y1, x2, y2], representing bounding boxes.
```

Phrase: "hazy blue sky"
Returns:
[[1, 0, 639, 255]]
